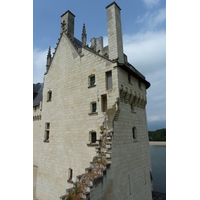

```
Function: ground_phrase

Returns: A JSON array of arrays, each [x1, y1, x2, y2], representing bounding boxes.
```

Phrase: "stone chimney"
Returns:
[[61, 10, 75, 40], [106, 2, 124, 63], [90, 37, 103, 52]]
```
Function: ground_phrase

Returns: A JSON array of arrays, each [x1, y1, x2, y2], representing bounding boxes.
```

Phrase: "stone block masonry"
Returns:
[[33, 1, 152, 199]]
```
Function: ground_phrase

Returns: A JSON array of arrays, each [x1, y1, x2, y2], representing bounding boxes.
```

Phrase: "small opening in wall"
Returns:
[[106, 71, 112, 90], [47, 90, 52, 101], [132, 126, 137, 140], [68, 168, 73, 181], [101, 94, 107, 112], [91, 132, 97, 143], [91, 102, 97, 113], [44, 122, 50, 142], [131, 103, 134, 111]]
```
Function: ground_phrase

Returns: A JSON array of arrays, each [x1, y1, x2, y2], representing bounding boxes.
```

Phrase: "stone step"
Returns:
[[106, 144, 112, 149], [107, 136, 112, 140], [106, 153, 111, 159]]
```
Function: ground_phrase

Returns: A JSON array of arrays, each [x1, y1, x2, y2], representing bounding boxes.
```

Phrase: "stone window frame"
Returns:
[[88, 101, 98, 115], [106, 70, 112, 90], [88, 74, 96, 88], [132, 126, 138, 142], [87, 131, 98, 146], [44, 122, 50, 143], [47, 90, 52, 102]]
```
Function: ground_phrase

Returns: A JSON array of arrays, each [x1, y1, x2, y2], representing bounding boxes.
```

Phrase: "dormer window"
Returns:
[[47, 90, 52, 101]]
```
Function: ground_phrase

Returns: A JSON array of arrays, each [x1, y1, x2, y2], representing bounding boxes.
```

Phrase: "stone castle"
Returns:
[[33, 2, 153, 200]]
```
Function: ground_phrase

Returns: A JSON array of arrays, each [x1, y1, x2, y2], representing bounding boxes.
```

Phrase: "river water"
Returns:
[[150, 145, 166, 193]]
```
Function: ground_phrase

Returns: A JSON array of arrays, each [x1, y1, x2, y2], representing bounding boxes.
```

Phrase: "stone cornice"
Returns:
[[120, 85, 147, 109]]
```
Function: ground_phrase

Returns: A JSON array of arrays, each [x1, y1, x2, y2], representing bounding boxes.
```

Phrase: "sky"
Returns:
[[33, 0, 166, 131]]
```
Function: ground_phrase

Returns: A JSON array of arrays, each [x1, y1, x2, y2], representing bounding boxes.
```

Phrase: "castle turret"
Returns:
[[46, 46, 51, 72], [106, 2, 124, 63], [82, 23, 87, 47], [61, 10, 75, 41]]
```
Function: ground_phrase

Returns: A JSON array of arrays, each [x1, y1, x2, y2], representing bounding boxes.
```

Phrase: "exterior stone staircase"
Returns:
[[60, 104, 120, 200]]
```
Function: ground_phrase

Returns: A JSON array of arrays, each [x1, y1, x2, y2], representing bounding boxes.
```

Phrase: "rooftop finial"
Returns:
[[46, 46, 52, 72], [47, 46, 51, 58], [82, 23, 87, 47]]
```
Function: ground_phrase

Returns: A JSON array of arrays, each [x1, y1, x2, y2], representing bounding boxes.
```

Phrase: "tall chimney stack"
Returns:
[[106, 2, 124, 63], [61, 10, 75, 41]]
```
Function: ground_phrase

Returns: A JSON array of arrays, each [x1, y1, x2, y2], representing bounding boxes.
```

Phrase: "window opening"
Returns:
[[47, 91, 52, 101], [90, 75, 95, 86], [132, 126, 137, 140], [91, 132, 97, 143], [106, 71, 112, 90], [131, 103, 134, 111], [91, 102, 97, 113], [101, 94, 107, 112], [44, 123, 50, 142]]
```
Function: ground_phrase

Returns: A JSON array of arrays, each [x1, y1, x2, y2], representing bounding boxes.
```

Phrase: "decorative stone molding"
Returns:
[[33, 115, 42, 121], [120, 86, 146, 109]]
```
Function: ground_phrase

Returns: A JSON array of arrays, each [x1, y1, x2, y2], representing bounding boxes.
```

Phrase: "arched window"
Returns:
[[132, 126, 137, 140]]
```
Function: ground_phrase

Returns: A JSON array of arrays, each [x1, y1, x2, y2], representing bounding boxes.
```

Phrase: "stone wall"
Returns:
[[33, 33, 120, 199]]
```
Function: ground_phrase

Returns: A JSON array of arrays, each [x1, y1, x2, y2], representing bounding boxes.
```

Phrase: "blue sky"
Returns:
[[33, 0, 166, 131]]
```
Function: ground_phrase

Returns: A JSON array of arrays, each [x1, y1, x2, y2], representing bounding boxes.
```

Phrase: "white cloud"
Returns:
[[136, 8, 166, 30], [123, 30, 166, 75], [33, 48, 48, 83], [123, 30, 166, 127], [142, 0, 161, 8]]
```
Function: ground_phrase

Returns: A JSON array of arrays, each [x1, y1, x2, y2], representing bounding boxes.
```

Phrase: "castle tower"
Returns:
[[106, 2, 124, 63], [60, 10, 75, 40]]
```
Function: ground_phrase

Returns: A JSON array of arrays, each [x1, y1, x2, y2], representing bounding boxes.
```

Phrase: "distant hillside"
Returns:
[[148, 128, 166, 141]]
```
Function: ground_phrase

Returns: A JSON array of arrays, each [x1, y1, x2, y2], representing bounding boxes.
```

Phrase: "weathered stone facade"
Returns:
[[33, 2, 152, 200]]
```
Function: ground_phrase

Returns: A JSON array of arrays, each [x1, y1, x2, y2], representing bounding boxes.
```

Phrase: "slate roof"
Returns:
[[33, 83, 43, 106], [74, 37, 82, 48], [118, 62, 150, 89]]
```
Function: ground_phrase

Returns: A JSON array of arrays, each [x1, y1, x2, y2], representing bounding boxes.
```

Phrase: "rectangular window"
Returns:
[[47, 91, 52, 101], [106, 71, 112, 90], [90, 76, 95, 86], [44, 123, 50, 142], [101, 94, 107, 112], [92, 102, 97, 113], [91, 132, 97, 143]]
